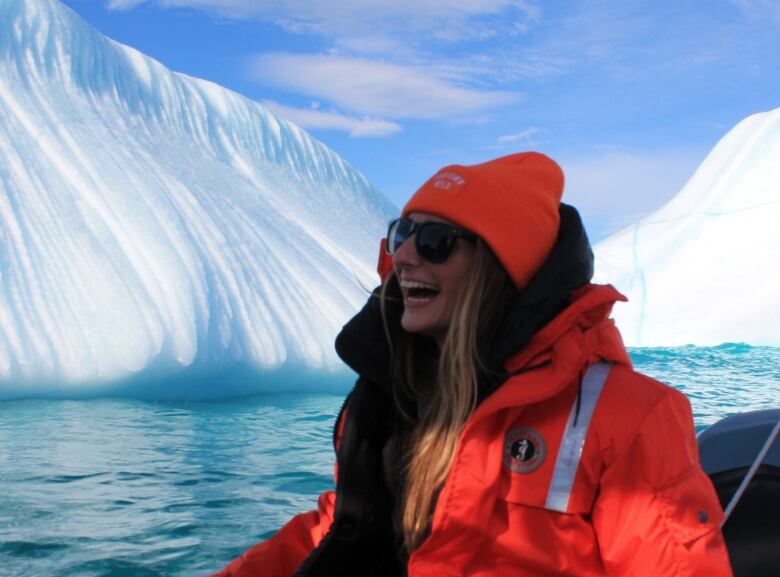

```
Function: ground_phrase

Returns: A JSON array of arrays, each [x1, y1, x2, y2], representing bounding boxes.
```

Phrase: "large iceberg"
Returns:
[[0, 0, 396, 399], [594, 107, 780, 347]]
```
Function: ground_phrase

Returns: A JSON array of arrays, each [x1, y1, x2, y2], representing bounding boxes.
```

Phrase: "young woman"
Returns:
[[212, 152, 733, 577]]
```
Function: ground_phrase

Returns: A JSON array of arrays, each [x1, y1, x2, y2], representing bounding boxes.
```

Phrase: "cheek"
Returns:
[[442, 265, 472, 299], [438, 276, 467, 316]]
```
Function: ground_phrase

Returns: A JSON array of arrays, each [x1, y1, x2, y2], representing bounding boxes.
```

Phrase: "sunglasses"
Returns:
[[385, 217, 477, 263]]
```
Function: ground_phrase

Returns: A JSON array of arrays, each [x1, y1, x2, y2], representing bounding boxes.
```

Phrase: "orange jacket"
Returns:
[[212, 284, 732, 577]]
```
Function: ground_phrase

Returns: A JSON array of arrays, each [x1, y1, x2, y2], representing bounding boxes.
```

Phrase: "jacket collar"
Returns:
[[505, 283, 630, 373], [472, 283, 632, 419]]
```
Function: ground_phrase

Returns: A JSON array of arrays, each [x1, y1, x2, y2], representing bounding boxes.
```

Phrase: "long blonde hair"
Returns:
[[381, 239, 514, 552]]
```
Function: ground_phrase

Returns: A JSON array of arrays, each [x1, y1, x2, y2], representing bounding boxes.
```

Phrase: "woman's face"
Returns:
[[392, 212, 476, 345]]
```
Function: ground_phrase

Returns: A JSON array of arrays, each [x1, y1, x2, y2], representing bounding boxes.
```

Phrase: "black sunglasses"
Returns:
[[385, 217, 477, 263]]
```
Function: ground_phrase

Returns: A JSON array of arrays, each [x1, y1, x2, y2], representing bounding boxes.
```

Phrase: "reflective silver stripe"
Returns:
[[545, 361, 612, 512]]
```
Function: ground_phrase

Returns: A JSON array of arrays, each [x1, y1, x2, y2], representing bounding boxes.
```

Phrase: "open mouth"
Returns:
[[401, 280, 440, 302]]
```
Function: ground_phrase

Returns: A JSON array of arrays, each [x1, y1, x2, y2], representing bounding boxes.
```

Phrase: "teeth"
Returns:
[[400, 280, 439, 291]]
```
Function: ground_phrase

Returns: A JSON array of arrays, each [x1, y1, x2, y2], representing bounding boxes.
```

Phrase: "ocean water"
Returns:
[[1, 345, 778, 577]]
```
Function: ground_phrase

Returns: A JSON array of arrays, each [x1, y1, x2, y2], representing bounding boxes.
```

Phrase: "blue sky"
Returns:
[[60, 0, 780, 242]]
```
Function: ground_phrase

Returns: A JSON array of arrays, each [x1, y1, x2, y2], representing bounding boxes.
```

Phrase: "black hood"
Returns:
[[334, 281, 403, 388], [334, 203, 594, 391]]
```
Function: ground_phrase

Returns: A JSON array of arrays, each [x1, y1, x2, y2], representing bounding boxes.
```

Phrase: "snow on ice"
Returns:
[[1, 0, 777, 400], [0, 0, 396, 399], [594, 107, 780, 347]]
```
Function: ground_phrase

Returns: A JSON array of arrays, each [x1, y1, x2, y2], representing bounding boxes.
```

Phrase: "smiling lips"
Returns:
[[400, 279, 441, 304]]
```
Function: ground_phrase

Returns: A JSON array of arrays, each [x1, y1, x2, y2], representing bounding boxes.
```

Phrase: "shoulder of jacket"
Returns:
[[602, 363, 689, 412], [593, 364, 694, 464]]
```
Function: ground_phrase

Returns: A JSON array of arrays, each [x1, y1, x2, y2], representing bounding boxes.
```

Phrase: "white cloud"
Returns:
[[107, 0, 146, 8], [561, 148, 707, 241], [248, 53, 519, 120], [106, 0, 532, 136], [497, 127, 541, 145], [261, 100, 402, 138], [106, 0, 541, 45], [480, 127, 542, 151]]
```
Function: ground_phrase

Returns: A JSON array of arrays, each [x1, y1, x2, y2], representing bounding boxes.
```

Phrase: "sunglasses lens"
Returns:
[[386, 219, 461, 262], [387, 218, 411, 254], [416, 223, 455, 263]]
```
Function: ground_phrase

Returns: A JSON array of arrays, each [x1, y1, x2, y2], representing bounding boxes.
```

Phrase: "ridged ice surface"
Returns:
[[0, 0, 396, 398], [594, 107, 780, 347]]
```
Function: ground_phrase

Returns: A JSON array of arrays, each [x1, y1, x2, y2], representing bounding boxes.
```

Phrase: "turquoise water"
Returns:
[[1, 345, 778, 577]]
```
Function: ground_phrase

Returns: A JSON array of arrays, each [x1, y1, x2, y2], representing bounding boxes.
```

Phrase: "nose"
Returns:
[[392, 234, 420, 270]]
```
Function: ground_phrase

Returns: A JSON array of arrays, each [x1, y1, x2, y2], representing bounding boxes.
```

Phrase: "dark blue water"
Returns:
[[1, 346, 778, 577]]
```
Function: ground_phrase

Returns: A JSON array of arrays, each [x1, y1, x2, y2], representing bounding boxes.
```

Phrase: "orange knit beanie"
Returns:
[[402, 152, 563, 290]]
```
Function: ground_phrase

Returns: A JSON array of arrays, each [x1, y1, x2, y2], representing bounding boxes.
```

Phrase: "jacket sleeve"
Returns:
[[209, 490, 336, 577], [592, 389, 733, 577], [210, 402, 349, 577]]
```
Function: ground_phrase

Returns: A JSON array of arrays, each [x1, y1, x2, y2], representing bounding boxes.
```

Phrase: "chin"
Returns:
[[400, 311, 444, 340]]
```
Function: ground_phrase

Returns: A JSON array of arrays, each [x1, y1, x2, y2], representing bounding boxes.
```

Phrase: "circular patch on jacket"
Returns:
[[503, 428, 546, 473]]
